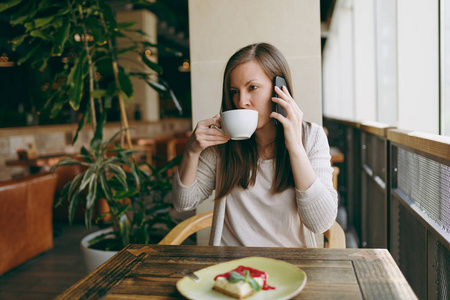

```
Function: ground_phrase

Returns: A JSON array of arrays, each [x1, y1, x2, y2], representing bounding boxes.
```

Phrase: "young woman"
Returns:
[[172, 43, 337, 247]]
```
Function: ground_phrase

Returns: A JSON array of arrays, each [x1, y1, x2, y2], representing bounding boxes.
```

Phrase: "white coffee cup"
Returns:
[[219, 109, 258, 140]]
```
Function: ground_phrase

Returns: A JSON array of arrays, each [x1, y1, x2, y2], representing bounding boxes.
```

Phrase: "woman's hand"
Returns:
[[270, 86, 304, 152], [271, 86, 318, 191], [187, 114, 230, 156], [178, 114, 229, 186]]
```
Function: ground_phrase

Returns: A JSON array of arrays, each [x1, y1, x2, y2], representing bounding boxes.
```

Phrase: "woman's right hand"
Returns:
[[187, 114, 230, 156], [178, 115, 229, 186]]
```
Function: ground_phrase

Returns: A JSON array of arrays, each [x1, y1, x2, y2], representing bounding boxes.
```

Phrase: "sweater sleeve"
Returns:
[[172, 147, 217, 212], [295, 123, 338, 234]]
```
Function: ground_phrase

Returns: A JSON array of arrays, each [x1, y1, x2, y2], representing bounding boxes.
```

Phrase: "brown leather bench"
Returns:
[[0, 172, 57, 275]]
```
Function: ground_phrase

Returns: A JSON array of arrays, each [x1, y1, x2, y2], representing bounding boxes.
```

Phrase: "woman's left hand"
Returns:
[[270, 85, 304, 151]]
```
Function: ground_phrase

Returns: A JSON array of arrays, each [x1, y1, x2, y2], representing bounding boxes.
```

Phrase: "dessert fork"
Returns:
[[180, 269, 201, 282]]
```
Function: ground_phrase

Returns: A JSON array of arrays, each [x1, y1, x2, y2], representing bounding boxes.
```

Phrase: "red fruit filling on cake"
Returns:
[[213, 266, 275, 299]]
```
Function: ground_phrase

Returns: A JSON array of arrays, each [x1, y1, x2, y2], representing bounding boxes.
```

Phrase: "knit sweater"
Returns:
[[172, 121, 338, 247]]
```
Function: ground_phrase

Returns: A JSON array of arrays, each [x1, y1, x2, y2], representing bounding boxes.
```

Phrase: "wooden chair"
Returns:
[[159, 210, 213, 246], [324, 220, 346, 248], [161, 158, 346, 248], [159, 210, 346, 248], [332, 166, 340, 191]]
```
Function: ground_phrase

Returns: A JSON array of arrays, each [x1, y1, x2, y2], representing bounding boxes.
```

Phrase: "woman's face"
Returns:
[[229, 60, 274, 130]]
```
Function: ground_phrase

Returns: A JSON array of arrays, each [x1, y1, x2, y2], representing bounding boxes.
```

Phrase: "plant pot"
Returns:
[[80, 228, 118, 273]]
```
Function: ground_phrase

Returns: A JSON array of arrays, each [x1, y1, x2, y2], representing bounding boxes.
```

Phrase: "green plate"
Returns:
[[176, 256, 307, 300]]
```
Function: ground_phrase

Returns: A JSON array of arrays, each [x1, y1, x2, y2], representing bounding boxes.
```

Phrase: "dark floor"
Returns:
[[0, 222, 93, 300]]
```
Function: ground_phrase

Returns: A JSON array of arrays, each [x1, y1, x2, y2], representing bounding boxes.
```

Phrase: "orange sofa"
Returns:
[[0, 172, 57, 275]]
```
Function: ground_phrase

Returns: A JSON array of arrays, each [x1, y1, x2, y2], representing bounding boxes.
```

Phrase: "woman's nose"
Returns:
[[237, 92, 251, 108]]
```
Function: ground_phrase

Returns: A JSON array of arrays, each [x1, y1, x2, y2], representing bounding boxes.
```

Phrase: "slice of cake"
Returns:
[[213, 266, 275, 299]]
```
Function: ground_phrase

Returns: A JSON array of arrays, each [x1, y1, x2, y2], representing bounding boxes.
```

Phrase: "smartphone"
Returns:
[[273, 76, 287, 126]]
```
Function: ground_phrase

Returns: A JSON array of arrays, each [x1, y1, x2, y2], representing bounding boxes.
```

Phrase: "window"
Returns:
[[375, 0, 397, 126], [441, 0, 450, 136]]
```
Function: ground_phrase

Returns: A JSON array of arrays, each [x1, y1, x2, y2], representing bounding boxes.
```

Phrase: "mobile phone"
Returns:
[[273, 76, 287, 126]]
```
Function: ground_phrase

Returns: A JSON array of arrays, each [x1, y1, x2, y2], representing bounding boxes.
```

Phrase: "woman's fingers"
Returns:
[[274, 86, 293, 102], [281, 85, 292, 98], [272, 96, 296, 123], [282, 86, 303, 116], [197, 114, 222, 130], [275, 86, 300, 112], [194, 132, 229, 150], [189, 115, 230, 153], [272, 86, 305, 151], [273, 86, 303, 119], [272, 86, 304, 144], [270, 110, 286, 126]]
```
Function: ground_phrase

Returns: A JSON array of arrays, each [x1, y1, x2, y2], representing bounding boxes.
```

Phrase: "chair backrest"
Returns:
[[159, 210, 213, 245], [323, 221, 346, 248], [159, 210, 346, 248], [332, 166, 340, 191]]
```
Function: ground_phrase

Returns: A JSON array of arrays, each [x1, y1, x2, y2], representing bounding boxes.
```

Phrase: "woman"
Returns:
[[173, 43, 337, 247]]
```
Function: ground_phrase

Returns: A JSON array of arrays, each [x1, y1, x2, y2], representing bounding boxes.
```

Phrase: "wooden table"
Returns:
[[56, 245, 416, 300]]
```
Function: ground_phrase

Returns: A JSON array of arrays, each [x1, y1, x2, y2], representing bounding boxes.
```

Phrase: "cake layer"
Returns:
[[213, 276, 264, 299]]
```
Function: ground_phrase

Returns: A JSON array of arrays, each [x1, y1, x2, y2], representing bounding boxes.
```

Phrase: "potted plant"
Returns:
[[55, 128, 181, 272], [2, 0, 184, 271], [1, 0, 181, 142]]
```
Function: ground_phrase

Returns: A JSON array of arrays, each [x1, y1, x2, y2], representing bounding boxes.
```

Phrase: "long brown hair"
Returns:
[[215, 43, 295, 200]]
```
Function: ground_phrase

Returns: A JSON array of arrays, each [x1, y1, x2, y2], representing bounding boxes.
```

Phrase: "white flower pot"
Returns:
[[80, 228, 119, 274]]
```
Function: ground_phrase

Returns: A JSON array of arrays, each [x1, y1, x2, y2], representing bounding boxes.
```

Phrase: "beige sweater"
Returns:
[[173, 121, 338, 247]]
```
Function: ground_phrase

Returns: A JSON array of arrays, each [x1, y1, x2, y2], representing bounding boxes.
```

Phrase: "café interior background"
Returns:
[[0, 0, 449, 182]]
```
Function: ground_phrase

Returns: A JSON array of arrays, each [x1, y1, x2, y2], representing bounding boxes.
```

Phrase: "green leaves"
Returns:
[[117, 21, 137, 30], [6, 0, 184, 145], [0, 0, 22, 13], [53, 130, 183, 250], [142, 53, 163, 74], [228, 270, 261, 291], [91, 110, 107, 154], [33, 16, 55, 28], [91, 89, 107, 99], [228, 271, 245, 283], [245, 270, 261, 291], [118, 67, 133, 98], [30, 30, 50, 41], [7, 0, 184, 251], [67, 53, 87, 111], [10, 35, 26, 50], [17, 41, 43, 65], [88, 18, 107, 46], [119, 214, 130, 246], [51, 18, 70, 56]]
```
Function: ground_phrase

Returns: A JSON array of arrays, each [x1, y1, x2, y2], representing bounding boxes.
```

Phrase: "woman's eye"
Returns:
[[249, 85, 258, 91], [230, 90, 238, 96]]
